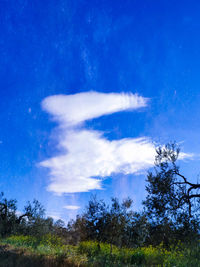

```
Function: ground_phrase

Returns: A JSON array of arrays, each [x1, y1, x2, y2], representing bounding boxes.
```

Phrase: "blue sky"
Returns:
[[1, 0, 200, 222]]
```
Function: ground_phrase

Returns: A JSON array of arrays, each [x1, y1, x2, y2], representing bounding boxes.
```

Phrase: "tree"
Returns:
[[67, 196, 149, 248], [0, 192, 18, 236], [143, 143, 200, 246], [21, 199, 54, 236], [66, 216, 87, 245], [103, 197, 135, 249], [83, 195, 107, 243], [0, 194, 49, 237], [0, 193, 67, 238]]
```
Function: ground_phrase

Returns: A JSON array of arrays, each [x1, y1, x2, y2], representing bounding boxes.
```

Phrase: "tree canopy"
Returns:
[[0, 142, 199, 249], [143, 143, 200, 245]]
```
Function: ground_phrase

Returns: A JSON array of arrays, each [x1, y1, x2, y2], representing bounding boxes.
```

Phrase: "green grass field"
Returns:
[[0, 235, 200, 266]]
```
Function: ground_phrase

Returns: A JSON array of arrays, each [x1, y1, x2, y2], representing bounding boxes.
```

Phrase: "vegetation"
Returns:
[[0, 143, 200, 266], [0, 236, 200, 266], [143, 143, 200, 246]]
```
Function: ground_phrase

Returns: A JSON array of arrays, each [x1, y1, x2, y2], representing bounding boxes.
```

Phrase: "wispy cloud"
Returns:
[[42, 91, 148, 126], [46, 213, 62, 221], [63, 205, 80, 210], [40, 91, 155, 194]]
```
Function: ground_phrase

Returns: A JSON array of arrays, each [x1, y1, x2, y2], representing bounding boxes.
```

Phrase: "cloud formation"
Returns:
[[42, 91, 148, 126], [40, 91, 155, 194], [63, 205, 80, 210]]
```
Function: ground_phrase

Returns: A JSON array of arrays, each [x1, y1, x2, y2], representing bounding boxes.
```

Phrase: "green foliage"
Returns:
[[1, 236, 200, 266], [0, 234, 88, 266], [0, 192, 18, 236], [69, 195, 149, 248], [143, 143, 200, 246], [1, 234, 74, 257], [3, 235, 39, 249], [0, 193, 65, 239], [78, 241, 166, 266], [0, 235, 88, 266], [78, 240, 200, 266]]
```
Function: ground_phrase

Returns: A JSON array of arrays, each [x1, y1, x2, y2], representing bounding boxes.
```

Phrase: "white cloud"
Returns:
[[16, 210, 23, 216], [40, 91, 154, 194], [42, 91, 148, 126], [47, 214, 61, 221], [63, 205, 80, 210]]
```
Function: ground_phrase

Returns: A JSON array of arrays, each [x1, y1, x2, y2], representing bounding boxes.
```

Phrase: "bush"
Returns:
[[78, 241, 146, 265], [1, 236, 200, 266], [78, 240, 200, 266]]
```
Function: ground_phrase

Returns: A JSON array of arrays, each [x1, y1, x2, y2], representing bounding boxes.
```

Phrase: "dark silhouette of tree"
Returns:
[[84, 195, 107, 243], [0, 192, 17, 236], [0, 194, 58, 237], [67, 196, 149, 248], [21, 199, 55, 236], [66, 216, 87, 245], [143, 143, 200, 246]]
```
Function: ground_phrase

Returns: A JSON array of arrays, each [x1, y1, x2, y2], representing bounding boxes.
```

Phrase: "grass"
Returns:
[[0, 234, 87, 266], [0, 235, 200, 266]]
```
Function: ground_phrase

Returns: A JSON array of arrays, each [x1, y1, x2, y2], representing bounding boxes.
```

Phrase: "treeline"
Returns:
[[0, 194, 65, 238], [1, 143, 200, 249], [67, 143, 200, 248]]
